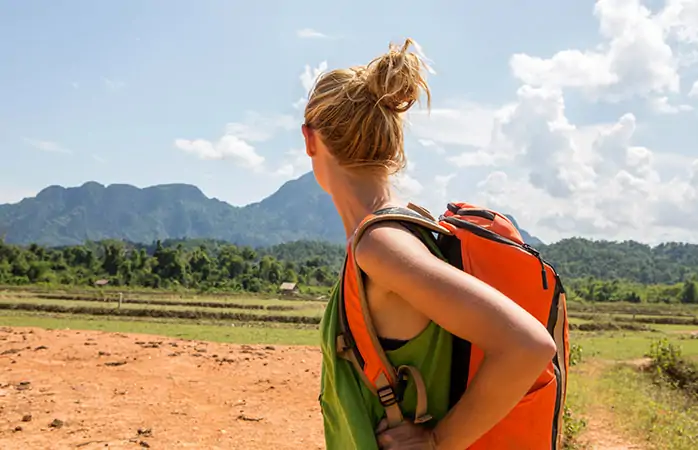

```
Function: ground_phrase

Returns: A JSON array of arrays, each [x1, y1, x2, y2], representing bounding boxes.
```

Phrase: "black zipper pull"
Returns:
[[523, 243, 548, 290]]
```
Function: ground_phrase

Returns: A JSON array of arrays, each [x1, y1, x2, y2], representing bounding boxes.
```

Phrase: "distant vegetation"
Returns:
[[1, 236, 697, 303], [0, 239, 341, 293], [540, 237, 698, 284]]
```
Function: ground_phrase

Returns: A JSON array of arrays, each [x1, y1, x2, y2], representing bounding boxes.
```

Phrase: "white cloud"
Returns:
[[459, 85, 698, 243], [71, 82, 79, 89], [406, 89, 695, 243], [272, 163, 295, 177], [271, 148, 311, 178], [448, 150, 498, 168], [657, 0, 698, 46], [224, 112, 296, 142], [392, 161, 423, 197], [408, 103, 498, 148], [393, 173, 423, 197], [294, 61, 329, 110], [175, 73, 307, 175], [23, 138, 72, 154], [508, 0, 698, 102], [170, 2, 697, 243], [296, 28, 329, 39], [397, 0, 698, 243], [434, 173, 456, 198], [174, 136, 265, 169], [689, 79, 698, 97], [417, 139, 446, 155], [649, 95, 694, 113]]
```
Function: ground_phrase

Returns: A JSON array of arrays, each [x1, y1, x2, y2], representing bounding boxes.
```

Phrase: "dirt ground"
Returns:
[[1, 326, 653, 450], [575, 360, 646, 450], [0, 327, 325, 449]]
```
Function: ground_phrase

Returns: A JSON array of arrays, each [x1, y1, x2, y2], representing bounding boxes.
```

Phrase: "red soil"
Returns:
[[0, 327, 325, 449]]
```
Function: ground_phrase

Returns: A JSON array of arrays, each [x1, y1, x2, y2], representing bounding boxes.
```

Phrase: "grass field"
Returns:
[[1, 286, 697, 449], [563, 303, 698, 449]]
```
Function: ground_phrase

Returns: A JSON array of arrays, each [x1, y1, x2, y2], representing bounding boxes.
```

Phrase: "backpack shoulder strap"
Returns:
[[355, 205, 451, 248], [335, 205, 451, 428]]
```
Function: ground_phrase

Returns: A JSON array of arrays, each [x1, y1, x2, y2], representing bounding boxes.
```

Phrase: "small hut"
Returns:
[[279, 282, 299, 296], [94, 279, 110, 301], [94, 279, 110, 287]]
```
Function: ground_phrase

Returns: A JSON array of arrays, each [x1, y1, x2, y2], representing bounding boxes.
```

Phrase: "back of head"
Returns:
[[304, 38, 432, 174]]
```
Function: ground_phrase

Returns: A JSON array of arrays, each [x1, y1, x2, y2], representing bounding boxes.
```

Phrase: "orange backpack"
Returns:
[[336, 202, 570, 449]]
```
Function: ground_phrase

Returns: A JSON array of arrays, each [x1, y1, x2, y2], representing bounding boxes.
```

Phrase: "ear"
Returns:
[[302, 124, 316, 157]]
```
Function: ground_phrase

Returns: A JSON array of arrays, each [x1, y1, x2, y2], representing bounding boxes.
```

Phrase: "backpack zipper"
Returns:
[[522, 243, 549, 290], [441, 215, 550, 290]]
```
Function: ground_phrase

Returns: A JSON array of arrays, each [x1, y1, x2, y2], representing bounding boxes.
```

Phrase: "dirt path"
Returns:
[[581, 407, 644, 450], [575, 360, 646, 450], [0, 327, 324, 449]]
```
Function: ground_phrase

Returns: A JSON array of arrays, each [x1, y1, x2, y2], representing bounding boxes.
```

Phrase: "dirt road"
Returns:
[[0, 327, 325, 449]]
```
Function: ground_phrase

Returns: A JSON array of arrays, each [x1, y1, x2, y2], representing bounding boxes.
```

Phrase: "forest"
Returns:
[[0, 237, 696, 303]]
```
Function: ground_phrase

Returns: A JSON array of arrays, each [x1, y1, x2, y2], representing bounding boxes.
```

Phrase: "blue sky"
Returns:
[[1, 0, 697, 243]]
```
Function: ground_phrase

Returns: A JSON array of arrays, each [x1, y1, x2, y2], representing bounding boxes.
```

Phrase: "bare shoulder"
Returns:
[[353, 221, 446, 292], [354, 222, 434, 267]]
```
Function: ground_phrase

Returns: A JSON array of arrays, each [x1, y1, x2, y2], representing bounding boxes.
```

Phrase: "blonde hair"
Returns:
[[304, 38, 432, 174]]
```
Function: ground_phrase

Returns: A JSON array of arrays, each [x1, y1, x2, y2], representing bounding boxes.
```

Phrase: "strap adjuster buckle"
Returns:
[[377, 385, 398, 407]]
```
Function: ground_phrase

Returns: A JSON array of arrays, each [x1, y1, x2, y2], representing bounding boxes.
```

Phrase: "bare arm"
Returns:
[[355, 223, 556, 449]]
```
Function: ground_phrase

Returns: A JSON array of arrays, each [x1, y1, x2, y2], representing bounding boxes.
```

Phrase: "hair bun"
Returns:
[[364, 38, 432, 113]]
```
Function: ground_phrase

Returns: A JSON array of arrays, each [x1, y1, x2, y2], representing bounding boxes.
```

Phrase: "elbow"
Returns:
[[539, 333, 558, 360], [489, 326, 557, 366], [523, 331, 557, 367]]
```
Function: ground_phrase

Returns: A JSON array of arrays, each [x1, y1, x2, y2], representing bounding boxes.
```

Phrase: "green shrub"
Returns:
[[647, 338, 698, 399], [562, 404, 587, 449], [562, 343, 587, 449], [570, 343, 583, 367]]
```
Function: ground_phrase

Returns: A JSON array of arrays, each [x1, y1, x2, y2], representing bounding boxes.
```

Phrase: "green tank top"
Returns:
[[319, 279, 453, 450]]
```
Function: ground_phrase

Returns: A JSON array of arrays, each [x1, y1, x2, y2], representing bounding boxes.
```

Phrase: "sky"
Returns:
[[1, 0, 697, 244]]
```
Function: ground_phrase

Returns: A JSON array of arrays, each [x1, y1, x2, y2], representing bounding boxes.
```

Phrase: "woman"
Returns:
[[302, 39, 557, 449]]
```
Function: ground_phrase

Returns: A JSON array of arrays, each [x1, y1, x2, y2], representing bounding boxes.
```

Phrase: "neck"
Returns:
[[327, 170, 399, 240]]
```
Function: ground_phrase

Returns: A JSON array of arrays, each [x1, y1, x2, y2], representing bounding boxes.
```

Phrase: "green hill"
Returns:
[[0, 173, 344, 247], [0, 172, 542, 248]]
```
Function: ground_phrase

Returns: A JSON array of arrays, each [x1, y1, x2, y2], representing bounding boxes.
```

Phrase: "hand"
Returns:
[[375, 419, 437, 450]]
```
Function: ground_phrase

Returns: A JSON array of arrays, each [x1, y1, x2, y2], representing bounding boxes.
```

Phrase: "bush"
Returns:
[[563, 343, 587, 449], [646, 338, 698, 399], [570, 343, 584, 367], [562, 404, 587, 449]]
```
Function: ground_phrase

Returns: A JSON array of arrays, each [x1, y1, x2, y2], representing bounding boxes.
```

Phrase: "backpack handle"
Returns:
[[406, 202, 436, 221]]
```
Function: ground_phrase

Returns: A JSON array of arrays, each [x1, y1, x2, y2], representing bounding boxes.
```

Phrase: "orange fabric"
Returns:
[[442, 203, 567, 449], [342, 204, 568, 449], [467, 376, 558, 450], [443, 202, 524, 245], [344, 243, 396, 388], [453, 227, 557, 388]]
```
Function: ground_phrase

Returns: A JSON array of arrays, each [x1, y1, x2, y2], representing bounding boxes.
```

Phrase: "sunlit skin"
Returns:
[[302, 40, 557, 449]]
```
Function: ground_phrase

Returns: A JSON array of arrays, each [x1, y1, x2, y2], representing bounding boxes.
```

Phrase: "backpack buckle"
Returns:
[[376, 376, 407, 408], [377, 385, 399, 407]]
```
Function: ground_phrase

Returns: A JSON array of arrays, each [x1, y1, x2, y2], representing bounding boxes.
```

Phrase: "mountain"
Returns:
[[504, 214, 544, 247], [0, 173, 541, 248], [0, 173, 343, 247]]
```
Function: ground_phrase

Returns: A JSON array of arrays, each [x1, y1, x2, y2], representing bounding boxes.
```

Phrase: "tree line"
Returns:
[[0, 237, 697, 303], [0, 239, 340, 293], [538, 237, 698, 284], [565, 277, 697, 305]]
